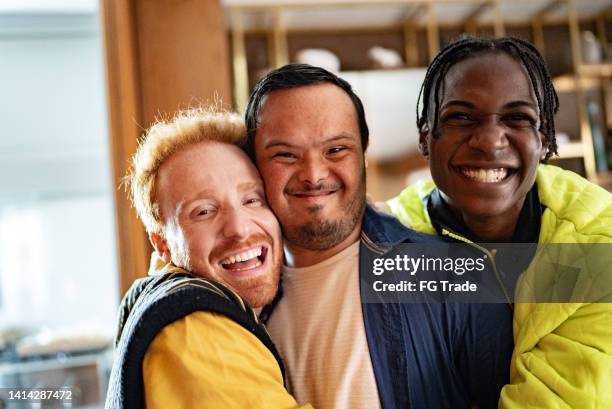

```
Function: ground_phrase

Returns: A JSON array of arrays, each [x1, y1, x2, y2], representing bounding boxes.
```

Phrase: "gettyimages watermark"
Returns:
[[360, 243, 612, 303]]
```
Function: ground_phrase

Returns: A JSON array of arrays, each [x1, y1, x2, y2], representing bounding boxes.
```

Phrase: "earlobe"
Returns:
[[540, 134, 549, 161], [149, 232, 172, 263], [419, 132, 429, 157]]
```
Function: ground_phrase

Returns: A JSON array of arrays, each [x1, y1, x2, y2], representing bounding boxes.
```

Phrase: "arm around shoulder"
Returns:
[[143, 311, 311, 409]]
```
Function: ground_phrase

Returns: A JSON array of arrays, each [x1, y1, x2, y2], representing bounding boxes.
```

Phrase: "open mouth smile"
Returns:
[[220, 246, 268, 272], [456, 166, 517, 184]]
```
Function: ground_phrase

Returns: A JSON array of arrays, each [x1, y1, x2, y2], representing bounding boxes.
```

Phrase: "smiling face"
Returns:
[[253, 83, 365, 257], [151, 141, 282, 308], [424, 52, 546, 228]]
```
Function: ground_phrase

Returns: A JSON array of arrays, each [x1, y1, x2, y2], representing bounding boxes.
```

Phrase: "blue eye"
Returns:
[[244, 196, 265, 207]]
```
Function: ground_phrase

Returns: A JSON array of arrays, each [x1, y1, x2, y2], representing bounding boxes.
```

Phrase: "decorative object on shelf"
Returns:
[[587, 99, 609, 172], [294, 48, 340, 72], [581, 30, 602, 64], [556, 132, 571, 146], [367, 46, 404, 69], [607, 129, 612, 169], [340, 69, 426, 161]]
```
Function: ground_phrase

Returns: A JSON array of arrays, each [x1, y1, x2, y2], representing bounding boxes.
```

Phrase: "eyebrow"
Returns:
[[503, 100, 538, 110], [177, 189, 214, 213], [237, 180, 264, 192], [441, 99, 538, 111], [441, 100, 476, 110], [264, 134, 355, 149], [180, 182, 262, 209]]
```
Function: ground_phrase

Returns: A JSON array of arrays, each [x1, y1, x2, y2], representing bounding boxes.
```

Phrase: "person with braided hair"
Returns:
[[387, 36, 612, 408]]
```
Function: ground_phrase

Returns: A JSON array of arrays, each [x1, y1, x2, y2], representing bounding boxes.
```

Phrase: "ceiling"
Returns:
[[222, 0, 611, 30]]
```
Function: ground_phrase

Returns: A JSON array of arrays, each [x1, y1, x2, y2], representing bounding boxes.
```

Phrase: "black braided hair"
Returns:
[[417, 36, 559, 160]]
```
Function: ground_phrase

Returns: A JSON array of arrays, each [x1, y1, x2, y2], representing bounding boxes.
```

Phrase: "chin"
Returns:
[[243, 285, 277, 308]]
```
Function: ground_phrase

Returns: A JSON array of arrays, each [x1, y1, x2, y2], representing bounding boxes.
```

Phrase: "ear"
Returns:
[[149, 232, 172, 263], [418, 131, 429, 158], [539, 133, 549, 161]]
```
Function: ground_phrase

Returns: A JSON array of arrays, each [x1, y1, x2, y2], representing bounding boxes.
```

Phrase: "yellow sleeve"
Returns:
[[499, 303, 612, 409], [143, 311, 311, 409]]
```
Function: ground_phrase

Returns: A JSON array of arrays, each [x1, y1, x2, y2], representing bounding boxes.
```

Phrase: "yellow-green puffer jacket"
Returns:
[[387, 164, 612, 409]]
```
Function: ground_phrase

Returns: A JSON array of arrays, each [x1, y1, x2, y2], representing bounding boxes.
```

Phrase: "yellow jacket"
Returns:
[[387, 164, 612, 409], [144, 311, 307, 408], [110, 254, 311, 409]]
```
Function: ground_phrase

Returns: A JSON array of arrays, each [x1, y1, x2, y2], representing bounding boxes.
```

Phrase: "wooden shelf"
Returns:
[[577, 63, 612, 78], [556, 142, 585, 159], [553, 74, 601, 92]]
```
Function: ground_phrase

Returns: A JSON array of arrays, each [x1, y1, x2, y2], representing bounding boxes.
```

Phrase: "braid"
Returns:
[[417, 36, 559, 160]]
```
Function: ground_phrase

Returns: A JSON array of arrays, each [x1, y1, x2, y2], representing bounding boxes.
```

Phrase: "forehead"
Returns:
[[156, 142, 261, 205], [441, 52, 536, 106], [257, 83, 361, 146]]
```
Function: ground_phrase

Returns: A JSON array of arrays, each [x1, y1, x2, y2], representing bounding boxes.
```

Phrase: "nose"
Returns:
[[221, 207, 256, 240], [468, 115, 509, 156], [298, 152, 329, 185]]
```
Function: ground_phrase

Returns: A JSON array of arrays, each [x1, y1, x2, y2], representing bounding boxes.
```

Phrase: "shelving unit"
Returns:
[[224, 0, 612, 189]]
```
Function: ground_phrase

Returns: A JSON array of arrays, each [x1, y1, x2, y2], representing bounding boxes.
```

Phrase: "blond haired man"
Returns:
[[105, 107, 308, 409]]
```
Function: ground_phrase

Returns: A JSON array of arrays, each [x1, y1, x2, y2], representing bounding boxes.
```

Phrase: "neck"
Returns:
[[284, 222, 362, 268], [438, 189, 526, 243], [459, 212, 519, 242]]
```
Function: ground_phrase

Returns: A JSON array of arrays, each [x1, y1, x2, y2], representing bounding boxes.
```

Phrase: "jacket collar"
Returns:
[[426, 184, 542, 244], [361, 204, 445, 253]]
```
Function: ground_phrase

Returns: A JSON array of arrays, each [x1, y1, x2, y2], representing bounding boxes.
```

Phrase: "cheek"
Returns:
[[427, 142, 448, 173], [336, 158, 363, 186], [429, 138, 460, 167], [257, 208, 282, 238], [519, 138, 544, 174], [262, 165, 291, 201], [184, 228, 213, 257]]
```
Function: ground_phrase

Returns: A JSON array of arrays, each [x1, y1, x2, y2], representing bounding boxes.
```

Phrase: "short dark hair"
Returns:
[[418, 36, 559, 160], [244, 63, 369, 159]]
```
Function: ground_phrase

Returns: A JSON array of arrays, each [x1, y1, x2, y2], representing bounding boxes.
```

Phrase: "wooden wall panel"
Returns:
[[136, 0, 232, 124], [102, 0, 232, 297]]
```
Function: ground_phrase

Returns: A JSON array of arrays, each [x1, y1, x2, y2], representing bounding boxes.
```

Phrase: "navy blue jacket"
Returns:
[[359, 205, 513, 409]]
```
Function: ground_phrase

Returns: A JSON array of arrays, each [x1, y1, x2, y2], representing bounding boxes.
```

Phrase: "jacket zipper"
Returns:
[[441, 229, 514, 309]]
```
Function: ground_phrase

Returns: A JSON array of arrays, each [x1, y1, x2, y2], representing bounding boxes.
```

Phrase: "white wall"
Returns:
[[0, 8, 119, 332]]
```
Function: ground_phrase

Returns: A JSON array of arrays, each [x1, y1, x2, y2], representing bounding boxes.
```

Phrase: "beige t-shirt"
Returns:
[[266, 241, 382, 409]]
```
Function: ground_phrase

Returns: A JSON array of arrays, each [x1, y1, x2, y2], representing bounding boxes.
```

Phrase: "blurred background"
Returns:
[[0, 0, 610, 407]]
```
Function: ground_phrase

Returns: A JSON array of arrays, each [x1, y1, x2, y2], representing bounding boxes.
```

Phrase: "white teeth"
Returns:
[[461, 167, 508, 183], [221, 247, 263, 265]]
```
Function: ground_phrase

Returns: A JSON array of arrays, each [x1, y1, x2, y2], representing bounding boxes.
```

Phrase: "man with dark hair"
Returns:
[[245, 63, 514, 409], [387, 36, 612, 408]]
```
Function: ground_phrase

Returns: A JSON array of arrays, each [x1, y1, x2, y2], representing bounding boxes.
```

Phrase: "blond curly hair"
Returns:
[[128, 106, 246, 235]]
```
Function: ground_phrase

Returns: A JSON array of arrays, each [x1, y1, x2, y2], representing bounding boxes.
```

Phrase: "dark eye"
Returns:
[[274, 152, 295, 158], [441, 112, 477, 127], [503, 113, 536, 129], [327, 146, 346, 155]]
